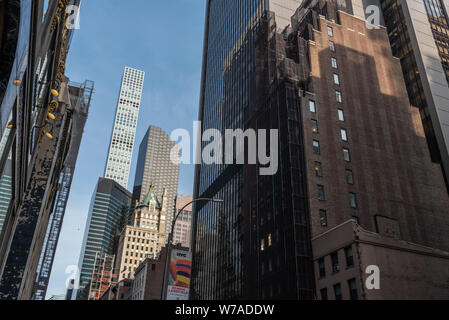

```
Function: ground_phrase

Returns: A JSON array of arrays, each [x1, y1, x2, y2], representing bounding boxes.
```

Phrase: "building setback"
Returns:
[[192, 0, 449, 300], [75, 178, 131, 300], [131, 126, 180, 238], [104, 67, 145, 189]]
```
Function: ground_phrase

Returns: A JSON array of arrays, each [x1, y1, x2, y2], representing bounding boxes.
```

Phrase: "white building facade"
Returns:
[[104, 67, 145, 189]]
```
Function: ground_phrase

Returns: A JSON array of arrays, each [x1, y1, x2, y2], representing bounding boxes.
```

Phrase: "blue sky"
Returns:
[[46, 0, 206, 298]]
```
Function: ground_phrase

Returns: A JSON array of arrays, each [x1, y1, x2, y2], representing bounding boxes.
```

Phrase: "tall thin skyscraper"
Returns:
[[132, 126, 180, 238], [76, 67, 144, 299], [104, 67, 145, 189]]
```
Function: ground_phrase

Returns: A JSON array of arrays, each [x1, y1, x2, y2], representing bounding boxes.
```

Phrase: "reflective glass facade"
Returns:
[[423, 0, 449, 82], [192, 0, 267, 300], [192, 0, 315, 300], [0, 0, 31, 137]]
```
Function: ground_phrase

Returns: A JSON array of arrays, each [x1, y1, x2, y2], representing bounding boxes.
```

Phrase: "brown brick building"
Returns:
[[297, 2, 449, 299], [131, 244, 190, 300], [241, 1, 449, 300], [131, 247, 167, 300], [302, 9, 449, 250]]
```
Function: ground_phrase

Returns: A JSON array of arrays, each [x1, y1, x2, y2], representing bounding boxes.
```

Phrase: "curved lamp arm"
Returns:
[[162, 197, 223, 300]]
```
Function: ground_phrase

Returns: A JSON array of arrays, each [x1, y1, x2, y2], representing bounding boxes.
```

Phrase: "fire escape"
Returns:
[[88, 253, 117, 300]]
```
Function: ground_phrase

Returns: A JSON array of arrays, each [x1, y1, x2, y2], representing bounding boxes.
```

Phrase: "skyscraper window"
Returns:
[[313, 140, 321, 155], [318, 258, 326, 278], [336, 91, 342, 103], [309, 100, 317, 113], [320, 209, 328, 227], [334, 283, 343, 300], [318, 185, 326, 201], [346, 170, 354, 185], [348, 279, 358, 300], [349, 193, 358, 209], [338, 109, 345, 121], [333, 74, 340, 85], [345, 246, 354, 267], [343, 148, 351, 162], [341, 129, 348, 141], [315, 162, 323, 177], [312, 119, 319, 134], [331, 57, 338, 69]]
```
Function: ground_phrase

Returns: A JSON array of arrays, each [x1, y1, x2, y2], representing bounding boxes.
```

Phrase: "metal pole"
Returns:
[[161, 198, 223, 300]]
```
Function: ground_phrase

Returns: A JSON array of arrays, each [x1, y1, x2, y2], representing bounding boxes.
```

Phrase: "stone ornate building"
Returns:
[[115, 187, 168, 281]]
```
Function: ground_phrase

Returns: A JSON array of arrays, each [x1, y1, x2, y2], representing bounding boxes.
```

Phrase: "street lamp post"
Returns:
[[161, 197, 223, 300]]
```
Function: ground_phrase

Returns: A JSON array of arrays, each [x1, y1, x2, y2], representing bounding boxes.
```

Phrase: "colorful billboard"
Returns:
[[167, 249, 191, 300]]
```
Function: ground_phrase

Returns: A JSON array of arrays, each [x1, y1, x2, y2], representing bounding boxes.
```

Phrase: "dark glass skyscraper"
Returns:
[[192, 0, 263, 300], [191, 0, 308, 300], [75, 178, 131, 300]]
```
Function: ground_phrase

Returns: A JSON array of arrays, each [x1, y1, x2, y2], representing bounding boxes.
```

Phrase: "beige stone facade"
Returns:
[[115, 188, 168, 281]]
